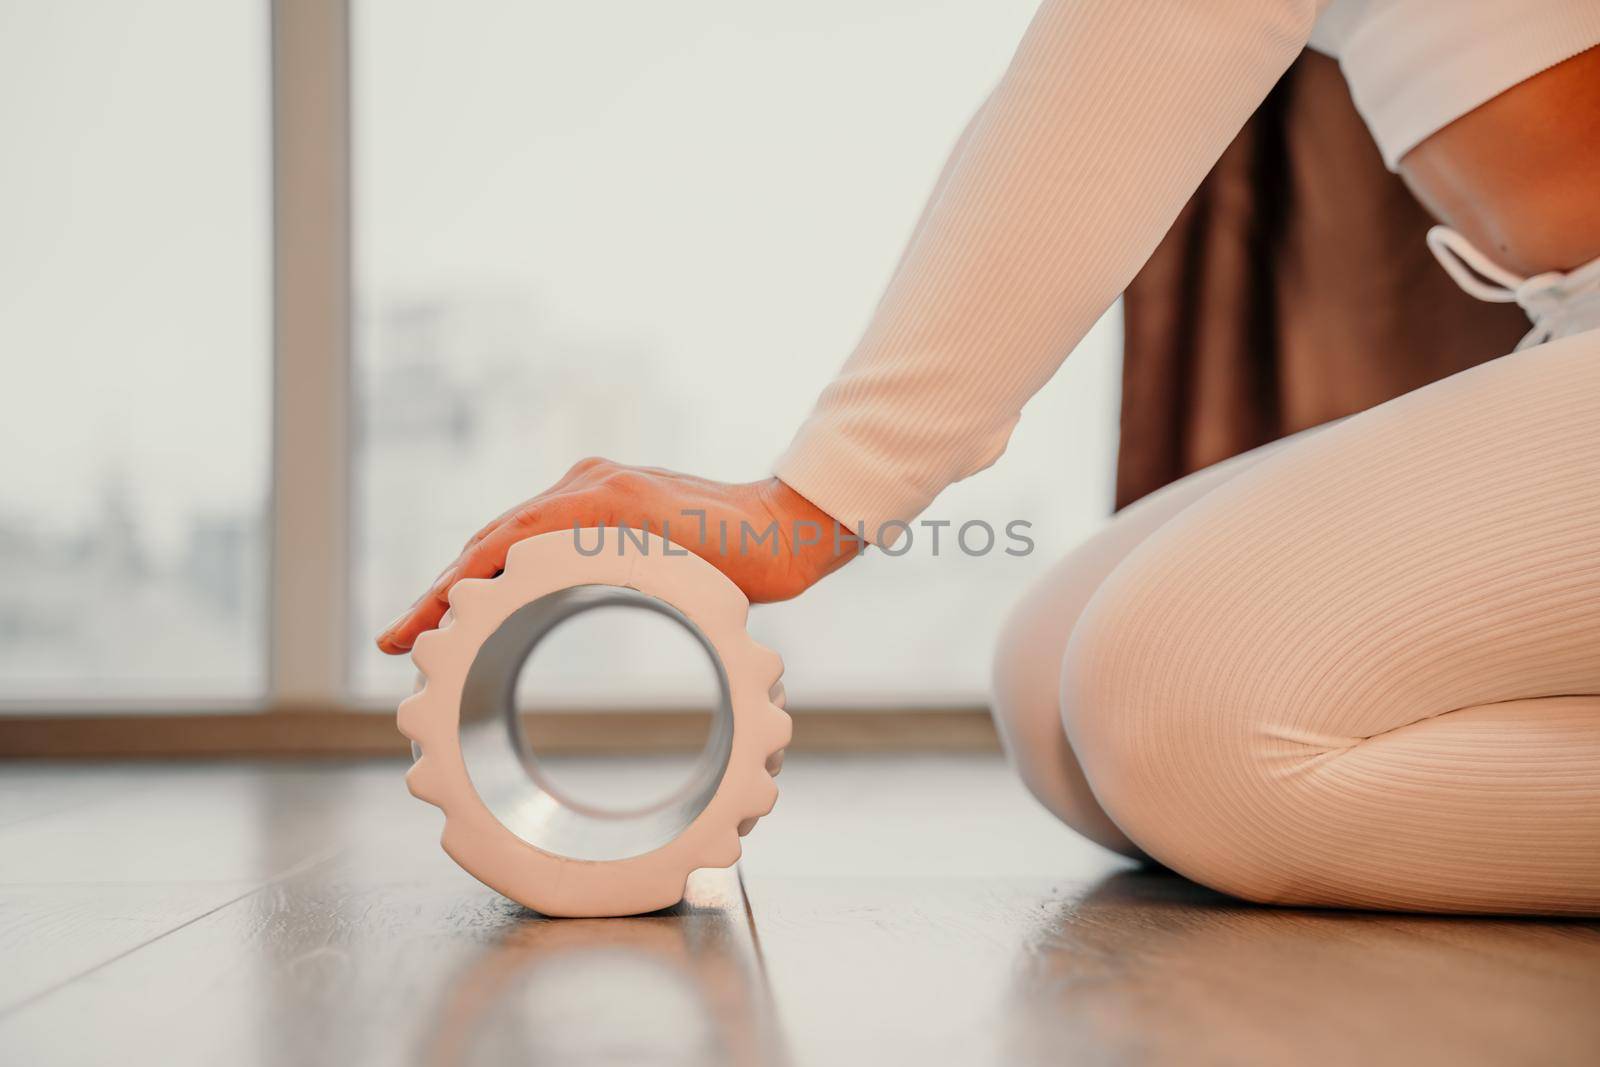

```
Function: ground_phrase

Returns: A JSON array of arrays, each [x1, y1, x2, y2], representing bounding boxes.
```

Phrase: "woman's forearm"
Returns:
[[775, 0, 1322, 542]]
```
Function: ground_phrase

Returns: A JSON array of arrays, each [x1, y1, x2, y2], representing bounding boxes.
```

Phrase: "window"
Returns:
[[0, 0, 270, 700], [352, 1, 1120, 705], [3, 1, 1121, 717]]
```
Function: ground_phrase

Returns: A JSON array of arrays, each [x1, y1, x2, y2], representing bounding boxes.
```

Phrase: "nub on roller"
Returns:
[[399, 529, 790, 918]]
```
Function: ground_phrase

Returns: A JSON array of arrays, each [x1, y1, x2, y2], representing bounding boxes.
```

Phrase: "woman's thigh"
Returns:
[[1064, 329, 1600, 914], [992, 428, 1320, 856]]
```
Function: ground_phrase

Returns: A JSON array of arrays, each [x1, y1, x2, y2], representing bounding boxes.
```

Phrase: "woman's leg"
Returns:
[[992, 428, 1322, 856], [1065, 329, 1600, 914]]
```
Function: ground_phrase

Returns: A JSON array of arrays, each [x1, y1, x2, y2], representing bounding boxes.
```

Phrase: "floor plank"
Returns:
[[0, 762, 399, 884], [0, 762, 161, 830], [0, 882, 259, 1011], [3, 755, 1598, 1065], [739, 754, 1600, 1067], [0, 759, 779, 1067], [0, 763, 403, 1011], [742, 874, 1600, 1066]]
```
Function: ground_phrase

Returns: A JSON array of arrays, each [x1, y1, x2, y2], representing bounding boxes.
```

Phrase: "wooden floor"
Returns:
[[2, 754, 1598, 1066]]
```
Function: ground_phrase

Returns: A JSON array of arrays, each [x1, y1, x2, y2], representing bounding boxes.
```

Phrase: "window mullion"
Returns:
[[268, 0, 352, 709]]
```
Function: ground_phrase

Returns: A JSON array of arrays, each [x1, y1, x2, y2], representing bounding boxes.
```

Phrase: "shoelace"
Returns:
[[1426, 225, 1600, 350]]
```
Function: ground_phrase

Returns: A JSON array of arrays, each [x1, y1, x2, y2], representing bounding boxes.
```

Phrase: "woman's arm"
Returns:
[[378, 1, 1321, 653], [776, 0, 1323, 542]]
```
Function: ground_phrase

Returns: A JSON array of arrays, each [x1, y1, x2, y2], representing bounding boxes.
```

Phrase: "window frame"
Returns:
[[267, 0, 353, 712]]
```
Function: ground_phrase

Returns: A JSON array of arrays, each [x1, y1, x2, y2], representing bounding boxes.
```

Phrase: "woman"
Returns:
[[379, 1, 1600, 915]]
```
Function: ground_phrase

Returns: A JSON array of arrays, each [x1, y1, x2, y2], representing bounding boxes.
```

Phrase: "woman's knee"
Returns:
[[1060, 557, 1302, 902], [990, 567, 1145, 858], [991, 434, 1337, 870], [1066, 573, 1600, 911]]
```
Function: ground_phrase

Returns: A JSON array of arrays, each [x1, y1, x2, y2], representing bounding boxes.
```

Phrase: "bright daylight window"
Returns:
[[352, 0, 1122, 706], [0, 0, 270, 701], [0, 1, 1120, 711]]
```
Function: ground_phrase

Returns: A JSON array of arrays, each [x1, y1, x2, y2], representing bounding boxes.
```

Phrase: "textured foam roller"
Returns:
[[398, 528, 790, 917]]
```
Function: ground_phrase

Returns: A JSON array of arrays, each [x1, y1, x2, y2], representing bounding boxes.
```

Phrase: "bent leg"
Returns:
[[992, 428, 1320, 856], [1065, 329, 1600, 914]]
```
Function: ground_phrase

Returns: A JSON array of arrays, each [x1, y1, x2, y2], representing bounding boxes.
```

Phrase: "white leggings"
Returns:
[[992, 326, 1600, 915]]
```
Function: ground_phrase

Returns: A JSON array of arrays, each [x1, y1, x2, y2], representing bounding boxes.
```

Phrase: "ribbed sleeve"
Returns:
[[774, 0, 1324, 543]]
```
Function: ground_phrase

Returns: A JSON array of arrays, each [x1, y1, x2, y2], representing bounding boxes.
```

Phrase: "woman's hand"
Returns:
[[375, 459, 856, 655]]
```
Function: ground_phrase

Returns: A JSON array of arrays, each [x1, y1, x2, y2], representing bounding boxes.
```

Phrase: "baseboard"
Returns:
[[0, 707, 999, 759]]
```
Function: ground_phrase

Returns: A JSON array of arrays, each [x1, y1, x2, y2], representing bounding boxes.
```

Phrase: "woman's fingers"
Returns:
[[453, 493, 594, 582], [460, 506, 520, 555], [375, 567, 457, 654], [375, 492, 592, 653], [455, 460, 614, 555]]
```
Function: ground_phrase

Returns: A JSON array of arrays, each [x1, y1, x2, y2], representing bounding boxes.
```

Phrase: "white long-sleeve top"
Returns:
[[773, 0, 1600, 543]]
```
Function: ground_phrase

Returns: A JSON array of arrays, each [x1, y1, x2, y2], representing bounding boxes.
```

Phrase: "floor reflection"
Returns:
[[1004, 870, 1600, 1064], [238, 766, 784, 1067], [420, 873, 785, 1067]]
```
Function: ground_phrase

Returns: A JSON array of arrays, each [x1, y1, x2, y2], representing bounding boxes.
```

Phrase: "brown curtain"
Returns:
[[1115, 50, 1528, 510]]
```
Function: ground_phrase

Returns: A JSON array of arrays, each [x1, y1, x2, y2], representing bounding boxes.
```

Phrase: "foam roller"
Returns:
[[398, 528, 790, 917]]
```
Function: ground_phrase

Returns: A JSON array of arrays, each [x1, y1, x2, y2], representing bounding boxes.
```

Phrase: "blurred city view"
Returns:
[[0, 477, 265, 699], [5, 0, 1122, 708]]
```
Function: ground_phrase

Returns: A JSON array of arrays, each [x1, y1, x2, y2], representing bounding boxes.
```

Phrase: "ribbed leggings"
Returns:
[[992, 328, 1600, 914]]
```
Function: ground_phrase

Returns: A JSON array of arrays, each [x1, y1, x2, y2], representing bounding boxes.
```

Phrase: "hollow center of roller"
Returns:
[[457, 585, 734, 862], [513, 602, 721, 813]]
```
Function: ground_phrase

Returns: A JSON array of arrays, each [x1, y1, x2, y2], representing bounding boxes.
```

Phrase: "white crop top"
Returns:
[[1312, 0, 1600, 168], [773, 1, 1600, 544]]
